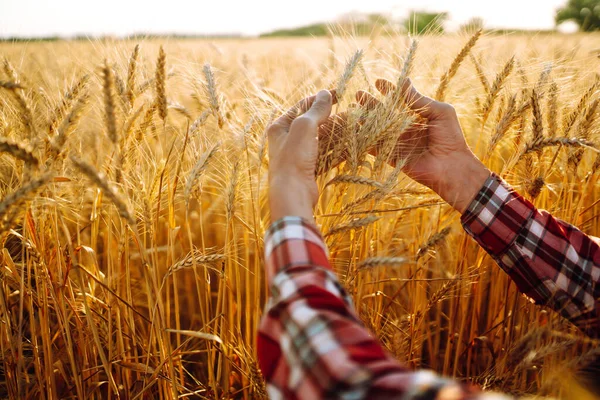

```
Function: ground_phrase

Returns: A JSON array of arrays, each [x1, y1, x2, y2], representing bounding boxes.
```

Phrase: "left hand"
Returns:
[[267, 90, 335, 224]]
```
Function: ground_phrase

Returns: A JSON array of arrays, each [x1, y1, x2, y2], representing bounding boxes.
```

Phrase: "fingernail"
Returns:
[[316, 90, 332, 103]]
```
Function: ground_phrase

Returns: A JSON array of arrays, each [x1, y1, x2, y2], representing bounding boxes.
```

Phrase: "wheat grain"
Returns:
[[325, 174, 384, 189], [416, 227, 451, 260], [521, 137, 597, 156], [48, 74, 89, 136], [481, 56, 515, 125], [335, 49, 364, 100], [0, 138, 39, 166], [102, 61, 118, 145], [547, 81, 559, 137], [489, 93, 518, 152], [126, 44, 139, 109], [530, 89, 544, 147], [435, 29, 482, 101], [203, 63, 223, 128], [0, 173, 52, 222], [357, 257, 409, 270], [155, 46, 168, 122], [184, 141, 220, 204], [226, 161, 240, 220], [324, 215, 380, 237], [0, 81, 23, 90], [70, 155, 135, 225], [470, 54, 490, 95]]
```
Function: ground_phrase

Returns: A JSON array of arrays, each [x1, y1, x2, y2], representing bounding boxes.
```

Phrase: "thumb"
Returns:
[[302, 90, 333, 125], [376, 78, 442, 119], [287, 90, 332, 153]]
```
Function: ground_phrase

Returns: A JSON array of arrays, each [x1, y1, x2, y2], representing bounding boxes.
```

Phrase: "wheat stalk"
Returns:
[[521, 137, 597, 156], [203, 63, 223, 128], [102, 61, 118, 145], [70, 155, 135, 225], [325, 175, 384, 189], [547, 81, 559, 137], [0, 173, 52, 222], [48, 74, 89, 136], [155, 46, 168, 122], [530, 90, 544, 147], [0, 62, 36, 140], [48, 92, 89, 159], [489, 94, 518, 152], [0, 138, 39, 166], [481, 56, 515, 125], [470, 54, 490, 95], [335, 49, 364, 100], [0, 81, 23, 90], [184, 141, 220, 204], [416, 227, 451, 260], [164, 251, 225, 280], [435, 29, 482, 101], [126, 44, 139, 109], [226, 161, 240, 220], [562, 78, 599, 137], [357, 257, 409, 270], [324, 215, 380, 237]]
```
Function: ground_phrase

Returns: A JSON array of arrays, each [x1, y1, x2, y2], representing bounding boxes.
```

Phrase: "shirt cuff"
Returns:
[[264, 216, 330, 282], [460, 173, 534, 256]]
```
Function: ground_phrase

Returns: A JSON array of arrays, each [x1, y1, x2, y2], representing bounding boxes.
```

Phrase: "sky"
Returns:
[[0, 0, 572, 38]]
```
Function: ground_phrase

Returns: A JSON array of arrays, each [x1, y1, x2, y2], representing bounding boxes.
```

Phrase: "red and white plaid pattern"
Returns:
[[257, 173, 599, 399], [462, 173, 600, 338]]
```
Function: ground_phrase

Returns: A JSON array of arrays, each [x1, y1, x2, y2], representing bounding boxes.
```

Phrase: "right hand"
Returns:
[[320, 78, 490, 214]]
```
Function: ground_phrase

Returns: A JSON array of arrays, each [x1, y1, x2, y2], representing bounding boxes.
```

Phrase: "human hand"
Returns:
[[267, 90, 335, 224], [340, 78, 490, 213]]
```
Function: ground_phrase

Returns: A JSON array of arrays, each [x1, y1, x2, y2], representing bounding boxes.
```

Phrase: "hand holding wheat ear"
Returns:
[[319, 78, 490, 213], [267, 89, 336, 223], [367, 78, 491, 213]]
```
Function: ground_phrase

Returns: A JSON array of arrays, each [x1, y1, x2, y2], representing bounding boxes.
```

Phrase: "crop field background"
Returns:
[[0, 32, 599, 399]]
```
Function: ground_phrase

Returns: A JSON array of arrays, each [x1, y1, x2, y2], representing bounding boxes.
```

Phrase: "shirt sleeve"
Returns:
[[257, 216, 511, 400], [461, 173, 600, 338]]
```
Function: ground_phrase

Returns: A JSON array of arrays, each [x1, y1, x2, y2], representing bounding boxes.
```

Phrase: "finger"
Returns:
[[319, 112, 347, 143], [375, 78, 438, 119], [269, 90, 338, 136], [286, 90, 333, 149], [356, 90, 380, 110], [302, 90, 333, 125], [375, 78, 395, 95]]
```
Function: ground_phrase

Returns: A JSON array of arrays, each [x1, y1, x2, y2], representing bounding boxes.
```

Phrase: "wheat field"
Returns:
[[0, 32, 599, 399]]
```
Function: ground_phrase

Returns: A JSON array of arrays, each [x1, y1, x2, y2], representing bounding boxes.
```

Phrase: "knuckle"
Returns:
[[267, 122, 284, 136], [317, 90, 332, 104], [291, 115, 317, 130], [437, 102, 455, 114]]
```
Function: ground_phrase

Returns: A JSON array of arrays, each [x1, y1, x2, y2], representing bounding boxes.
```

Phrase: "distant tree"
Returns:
[[404, 11, 449, 35], [460, 17, 485, 34], [556, 0, 600, 31]]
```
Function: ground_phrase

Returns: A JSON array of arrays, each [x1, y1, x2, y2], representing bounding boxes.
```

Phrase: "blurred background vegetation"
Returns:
[[1, 2, 600, 43]]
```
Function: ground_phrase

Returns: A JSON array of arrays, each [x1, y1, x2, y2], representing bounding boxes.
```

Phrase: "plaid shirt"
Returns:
[[257, 173, 599, 399]]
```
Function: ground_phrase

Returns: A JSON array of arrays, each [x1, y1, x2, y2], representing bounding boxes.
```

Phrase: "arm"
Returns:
[[461, 173, 600, 338], [259, 90, 510, 399], [358, 78, 599, 338], [258, 216, 483, 399]]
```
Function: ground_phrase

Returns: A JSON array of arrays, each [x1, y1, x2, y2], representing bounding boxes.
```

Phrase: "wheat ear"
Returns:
[[155, 46, 168, 122], [435, 29, 482, 101]]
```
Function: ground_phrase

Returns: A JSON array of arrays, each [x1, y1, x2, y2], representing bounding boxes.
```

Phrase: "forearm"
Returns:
[[269, 176, 316, 224], [432, 152, 491, 214]]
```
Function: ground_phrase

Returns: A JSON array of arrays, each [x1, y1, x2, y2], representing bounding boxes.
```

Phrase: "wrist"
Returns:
[[269, 174, 316, 224], [434, 152, 490, 214]]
